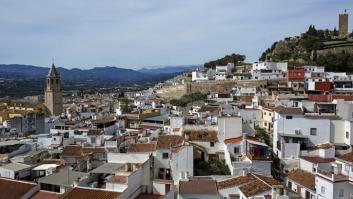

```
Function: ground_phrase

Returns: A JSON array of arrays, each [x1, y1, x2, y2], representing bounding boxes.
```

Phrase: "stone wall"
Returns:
[[187, 79, 268, 94], [155, 84, 187, 100]]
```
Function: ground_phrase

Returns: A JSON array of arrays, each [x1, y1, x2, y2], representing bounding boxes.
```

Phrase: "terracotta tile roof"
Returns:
[[224, 135, 260, 144], [337, 152, 353, 163], [87, 129, 103, 136], [262, 106, 274, 111], [217, 174, 256, 189], [0, 178, 38, 199], [83, 147, 107, 153], [300, 156, 335, 163], [307, 143, 333, 151], [185, 130, 218, 142], [58, 187, 120, 199], [274, 106, 303, 114], [106, 175, 128, 184], [128, 143, 157, 153], [31, 191, 61, 199], [239, 179, 271, 197], [287, 169, 315, 191], [224, 137, 242, 144], [41, 159, 65, 166], [253, 174, 282, 186], [179, 179, 218, 195], [172, 128, 181, 132], [157, 135, 184, 150], [61, 145, 84, 157], [139, 124, 163, 129], [197, 106, 220, 113]]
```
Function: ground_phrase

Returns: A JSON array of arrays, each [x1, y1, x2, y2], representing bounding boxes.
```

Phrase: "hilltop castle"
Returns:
[[339, 10, 349, 38]]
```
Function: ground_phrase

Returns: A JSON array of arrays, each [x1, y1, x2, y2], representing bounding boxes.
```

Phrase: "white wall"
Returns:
[[218, 117, 242, 142], [273, 113, 331, 156], [170, 145, 193, 182]]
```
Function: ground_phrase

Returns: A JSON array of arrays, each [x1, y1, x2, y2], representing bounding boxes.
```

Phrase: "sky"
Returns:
[[0, 0, 352, 69]]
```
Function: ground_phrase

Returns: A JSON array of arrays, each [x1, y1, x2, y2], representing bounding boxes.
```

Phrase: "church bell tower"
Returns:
[[45, 63, 63, 116]]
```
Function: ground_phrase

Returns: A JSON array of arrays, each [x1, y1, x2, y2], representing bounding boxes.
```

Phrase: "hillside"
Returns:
[[259, 26, 353, 71], [0, 64, 194, 97]]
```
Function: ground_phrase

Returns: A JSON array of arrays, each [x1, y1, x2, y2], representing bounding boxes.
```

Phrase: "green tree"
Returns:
[[204, 53, 246, 69]]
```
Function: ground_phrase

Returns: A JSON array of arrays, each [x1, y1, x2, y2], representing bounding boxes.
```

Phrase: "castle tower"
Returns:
[[45, 63, 63, 116], [339, 10, 349, 38]]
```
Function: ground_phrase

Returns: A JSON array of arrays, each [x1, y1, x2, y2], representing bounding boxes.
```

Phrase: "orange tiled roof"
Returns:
[[157, 135, 184, 150], [128, 143, 157, 153], [337, 152, 353, 163], [61, 145, 84, 157], [287, 169, 315, 191], [224, 137, 242, 144], [83, 147, 107, 153], [0, 178, 37, 199], [179, 179, 218, 195], [185, 130, 218, 142], [58, 187, 120, 199], [300, 156, 335, 163], [273, 106, 303, 114], [239, 179, 270, 197], [31, 191, 61, 199], [217, 174, 255, 189]]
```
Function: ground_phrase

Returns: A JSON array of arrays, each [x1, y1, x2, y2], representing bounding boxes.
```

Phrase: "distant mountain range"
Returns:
[[0, 64, 199, 97], [0, 64, 199, 83], [139, 65, 200, 74]]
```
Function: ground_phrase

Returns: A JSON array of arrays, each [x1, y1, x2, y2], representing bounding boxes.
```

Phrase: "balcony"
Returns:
[[246, 152, 271, 161], [317, 168, 349, 182]]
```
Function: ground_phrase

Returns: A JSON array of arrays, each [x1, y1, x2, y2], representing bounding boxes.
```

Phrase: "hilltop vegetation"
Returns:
[[260, 25, 353, 72], [204, 53, 246, 69]]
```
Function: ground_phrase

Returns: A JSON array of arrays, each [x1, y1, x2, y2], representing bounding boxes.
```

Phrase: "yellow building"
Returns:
[[261, 106, 274, 134], [0, 112, 9, 123]]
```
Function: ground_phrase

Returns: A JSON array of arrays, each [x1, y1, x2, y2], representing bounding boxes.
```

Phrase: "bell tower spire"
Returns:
[[45, 62, 63, 116]]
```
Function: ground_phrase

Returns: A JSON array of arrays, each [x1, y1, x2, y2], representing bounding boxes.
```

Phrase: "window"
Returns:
[[286, 115, 293, 119], [158, 168, 165, 179], [162, 153, 169, 159], [210, 142, 214, 147], [310, 128, 317, 136], [234, 146, 240, 154], [346, 131, 349, 139], [345, 165, 349, 172], [166, 169, 171, 180], [264, 112, 267, 116], [288, 181, 292, 189], [321, 186, 325, 194], [339, 189, 344, 197], [269, 113, 272, 116]]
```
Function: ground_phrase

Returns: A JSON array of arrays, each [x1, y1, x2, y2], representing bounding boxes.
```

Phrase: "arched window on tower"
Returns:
[[51, 79, 54, 84]]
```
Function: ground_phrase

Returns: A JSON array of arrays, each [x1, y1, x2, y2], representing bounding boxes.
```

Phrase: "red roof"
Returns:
[[31, 191, 61, 199], [224, 137, 242, 144], [315, 82, 332, 92], [58, 187, 120, 199], [287, 68, 305, 80]]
